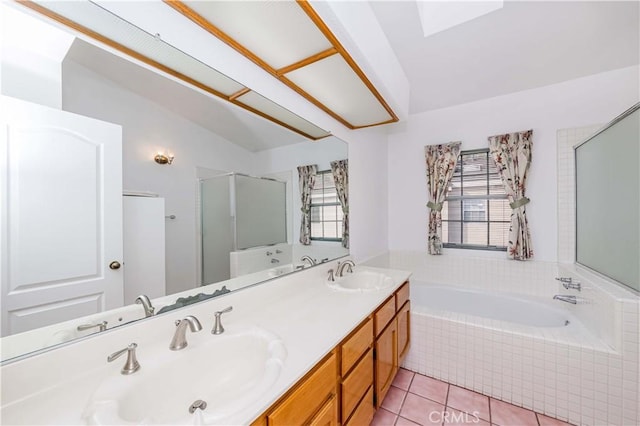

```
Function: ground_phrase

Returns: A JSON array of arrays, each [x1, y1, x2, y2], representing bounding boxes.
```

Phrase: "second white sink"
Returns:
[[330, 270, 395, 292], [85, 326, 287, 425]]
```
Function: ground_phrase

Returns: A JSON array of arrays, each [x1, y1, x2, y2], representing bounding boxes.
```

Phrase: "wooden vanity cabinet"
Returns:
[[266, 351, 338, 426], [375, 281, 410, 408], [251, 281, 410, 426]]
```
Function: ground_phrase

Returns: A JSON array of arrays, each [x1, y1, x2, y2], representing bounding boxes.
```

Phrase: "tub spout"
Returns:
[[553, 295, 577, 304]]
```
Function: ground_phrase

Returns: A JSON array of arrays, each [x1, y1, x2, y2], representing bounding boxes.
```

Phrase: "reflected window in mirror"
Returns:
[[310, 170, 343, 242]]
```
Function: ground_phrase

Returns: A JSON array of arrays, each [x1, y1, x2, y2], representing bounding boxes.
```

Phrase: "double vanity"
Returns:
[[0, 260, 411, 425]]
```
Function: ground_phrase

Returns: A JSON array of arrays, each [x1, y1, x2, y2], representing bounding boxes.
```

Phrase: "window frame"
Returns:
[[308, 169, 343, 243], [442, 148, 509, 251]]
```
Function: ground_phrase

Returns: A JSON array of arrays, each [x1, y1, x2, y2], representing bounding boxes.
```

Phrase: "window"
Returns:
[[442, 149, 509, 250], [310, 170, 343, 242]]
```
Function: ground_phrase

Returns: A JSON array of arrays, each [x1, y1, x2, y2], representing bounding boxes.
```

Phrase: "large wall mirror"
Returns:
[[0, 2, 348, 362]]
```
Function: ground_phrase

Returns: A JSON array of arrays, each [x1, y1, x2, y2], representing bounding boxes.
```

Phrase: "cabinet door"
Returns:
[[397, 301, 411, 365], [308, 395, 338, 426], [375, 319, 397, 407]]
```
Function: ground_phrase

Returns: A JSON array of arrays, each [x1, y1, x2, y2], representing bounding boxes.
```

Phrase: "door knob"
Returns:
[[109, 261, 121, 270]]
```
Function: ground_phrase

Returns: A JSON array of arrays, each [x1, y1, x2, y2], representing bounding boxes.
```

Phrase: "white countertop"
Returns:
[[0, 260, 411, 425]]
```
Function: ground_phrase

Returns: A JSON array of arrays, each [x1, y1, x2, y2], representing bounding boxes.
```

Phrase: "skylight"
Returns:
[[416, 1, 504, 37]]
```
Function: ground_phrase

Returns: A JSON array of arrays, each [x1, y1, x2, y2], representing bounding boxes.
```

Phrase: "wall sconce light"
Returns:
[[154, 152, 174, 165]]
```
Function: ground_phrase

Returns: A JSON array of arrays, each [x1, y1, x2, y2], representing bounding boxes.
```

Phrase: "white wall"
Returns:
[[349, 128, 390, 262], [0, 4, 73, 108], [62, 61, 255, 297], [387, 65, 640, 262]]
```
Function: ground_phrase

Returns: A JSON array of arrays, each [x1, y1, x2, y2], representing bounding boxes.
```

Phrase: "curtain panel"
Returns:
[[488, 129, 533, 260], [330, 159, 349, 249], [424, 141, 462, 254], [297, 164, 317, 245]]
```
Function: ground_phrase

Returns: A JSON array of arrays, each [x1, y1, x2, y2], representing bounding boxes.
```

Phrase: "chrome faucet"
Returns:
[[553, 295, 577, 304], [77, 320, 108, 333], [270, 258, 280, 264], [300, 255, 316, 267], [336, 260, 355, 277], [327, 269, 335, 282], [170, 316, 203, 350], [556, 277, 581, 291], [212, 306, 233, 335], [108, 343, 140, 375], [135, 294, 155, 317]]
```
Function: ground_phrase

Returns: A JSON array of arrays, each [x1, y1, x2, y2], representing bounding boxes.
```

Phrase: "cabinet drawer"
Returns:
[[268, 352, 337, 426], [341, 318, 373, 375], [395, 282, 410, 310], [309, 394, 338, 426], [374, 296, 396, 337], [341, 349, 373, 421], [345, 386, 374, 426]]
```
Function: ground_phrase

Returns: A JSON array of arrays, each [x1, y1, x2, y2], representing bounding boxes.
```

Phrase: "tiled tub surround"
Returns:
[[0, 261, 411, 425], [364, 251, 639, 426]]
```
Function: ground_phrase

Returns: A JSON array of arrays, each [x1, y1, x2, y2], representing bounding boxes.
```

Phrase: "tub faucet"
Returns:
[[553, 295, 577, 304], [271, 258, 280, 264], [135, 294, 155, 317], [555, 277, 581, 291], [336, 260, 355, 277], [170, 316, 202, 350], [301, 255, 316, 267]]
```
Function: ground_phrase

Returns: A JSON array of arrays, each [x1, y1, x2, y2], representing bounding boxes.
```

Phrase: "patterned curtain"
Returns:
[[330, 159, 349, 249], [425, 142, 462, 254], [488, 130, 533, 260], [297, 164, 317, 245]]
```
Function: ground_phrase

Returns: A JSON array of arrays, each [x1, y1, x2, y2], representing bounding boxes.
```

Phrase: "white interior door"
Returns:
[[0, 95, 123, 337]]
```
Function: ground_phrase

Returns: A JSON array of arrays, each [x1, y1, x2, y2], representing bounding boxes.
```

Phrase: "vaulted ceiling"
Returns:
[[370, 1, 640, 114]]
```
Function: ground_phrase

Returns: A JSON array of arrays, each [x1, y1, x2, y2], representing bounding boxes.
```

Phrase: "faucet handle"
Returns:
[[108, 343, 140, 375], [212, 306, 233, 335], [327, 269, 335, 282], [556, 277, 581, 291], [77, 320, 108, 332]]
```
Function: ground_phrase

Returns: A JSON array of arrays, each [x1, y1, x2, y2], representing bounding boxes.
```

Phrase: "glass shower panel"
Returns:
[[201, 176, 233, 285], [576, 105, 639, 291], [235, 175, 287, 250]]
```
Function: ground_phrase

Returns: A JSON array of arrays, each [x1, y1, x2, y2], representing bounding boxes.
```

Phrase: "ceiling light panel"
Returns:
[[183, 1, 332, 70], [235, 91, 331, 139], [285, 55, 393, 127], [35, 1, 244, 96]]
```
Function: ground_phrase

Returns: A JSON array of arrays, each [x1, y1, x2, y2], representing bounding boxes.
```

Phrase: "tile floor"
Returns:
[[371, 369, 574, 426]]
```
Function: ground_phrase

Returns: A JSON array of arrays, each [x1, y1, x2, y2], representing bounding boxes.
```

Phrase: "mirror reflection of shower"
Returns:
[[199, 173, 288, 285]]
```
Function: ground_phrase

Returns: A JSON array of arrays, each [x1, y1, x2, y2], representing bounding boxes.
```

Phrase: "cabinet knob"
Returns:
[[109, 261, 121, 270]]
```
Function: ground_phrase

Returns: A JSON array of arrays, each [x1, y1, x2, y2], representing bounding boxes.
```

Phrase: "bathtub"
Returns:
[[411, 284, 571, 327], [404, 281, 615, 426]]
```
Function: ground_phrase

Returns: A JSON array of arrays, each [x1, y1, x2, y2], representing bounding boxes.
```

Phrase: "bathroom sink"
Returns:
[[84, 326, 287, 425], [330, 270, 395, 292]]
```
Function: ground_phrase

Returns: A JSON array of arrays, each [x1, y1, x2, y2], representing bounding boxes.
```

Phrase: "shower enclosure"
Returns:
[[200, 173, 287, 285]]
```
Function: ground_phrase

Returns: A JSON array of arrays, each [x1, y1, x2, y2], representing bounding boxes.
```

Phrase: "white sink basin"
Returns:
[[329, 270, 395, 292], [84, 326, 286, 425]]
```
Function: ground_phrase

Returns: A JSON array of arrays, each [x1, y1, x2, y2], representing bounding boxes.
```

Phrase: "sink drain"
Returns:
[[189, 400, 207, 414]]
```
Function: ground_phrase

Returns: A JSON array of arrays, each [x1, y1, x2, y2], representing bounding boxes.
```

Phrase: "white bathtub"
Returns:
[[404, 281, 615, 426], [411, 284, 570, 327]]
